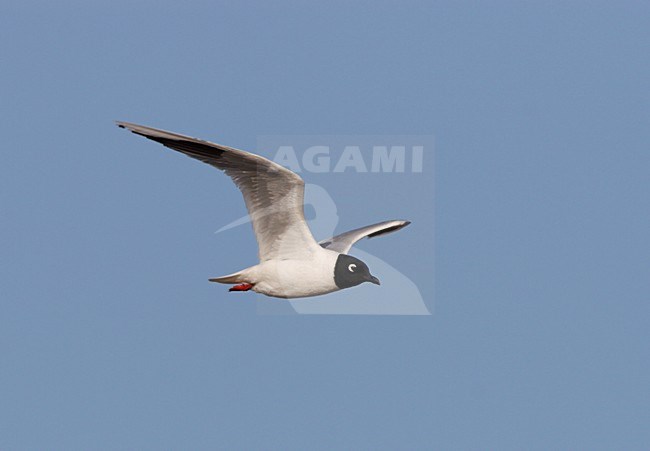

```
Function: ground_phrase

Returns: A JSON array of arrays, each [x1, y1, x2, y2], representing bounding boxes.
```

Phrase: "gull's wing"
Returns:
[[319, 220, 411, 254], [117, 121, 321, 261]]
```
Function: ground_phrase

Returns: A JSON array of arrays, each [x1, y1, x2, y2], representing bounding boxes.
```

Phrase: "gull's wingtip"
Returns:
[[113, 121, 191, 142], [397, 219, 412, 231], [392, 219, 411, 228], [365, 219, 412, 239], [115, 120, 133, 130]]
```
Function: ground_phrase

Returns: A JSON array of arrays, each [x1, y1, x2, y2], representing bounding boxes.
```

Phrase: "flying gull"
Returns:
[[117, 122, 410, 299]]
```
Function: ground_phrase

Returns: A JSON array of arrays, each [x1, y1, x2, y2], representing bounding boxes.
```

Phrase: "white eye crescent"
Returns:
[[348, 264, 357, 272]]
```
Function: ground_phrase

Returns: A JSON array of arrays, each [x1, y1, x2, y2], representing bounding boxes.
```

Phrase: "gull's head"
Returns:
[[333, 254, 380, 289]]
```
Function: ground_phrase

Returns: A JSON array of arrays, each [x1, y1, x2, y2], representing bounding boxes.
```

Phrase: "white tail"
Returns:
[[209, 271, 246, 284]]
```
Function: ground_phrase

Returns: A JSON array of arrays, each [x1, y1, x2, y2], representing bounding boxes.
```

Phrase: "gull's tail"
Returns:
[[209, 271, 246, 284]]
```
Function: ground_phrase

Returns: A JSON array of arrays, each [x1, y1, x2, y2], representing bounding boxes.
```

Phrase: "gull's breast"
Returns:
[[251, 250, 341, 299]]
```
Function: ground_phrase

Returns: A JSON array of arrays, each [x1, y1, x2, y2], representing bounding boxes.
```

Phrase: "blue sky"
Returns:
[[1, 1, 649, 449]]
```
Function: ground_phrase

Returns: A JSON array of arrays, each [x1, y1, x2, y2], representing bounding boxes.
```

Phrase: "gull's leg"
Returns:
[[229, 283, 253, 292]]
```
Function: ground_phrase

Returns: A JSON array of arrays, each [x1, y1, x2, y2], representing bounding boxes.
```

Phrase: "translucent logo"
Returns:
[[215, 135, 434, 315]]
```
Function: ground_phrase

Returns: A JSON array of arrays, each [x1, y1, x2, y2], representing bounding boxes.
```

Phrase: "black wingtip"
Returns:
[[367, 220, 411, 239]]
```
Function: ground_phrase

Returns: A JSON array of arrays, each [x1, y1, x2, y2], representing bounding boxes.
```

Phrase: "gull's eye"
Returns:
[[348, 264, 357, 272]]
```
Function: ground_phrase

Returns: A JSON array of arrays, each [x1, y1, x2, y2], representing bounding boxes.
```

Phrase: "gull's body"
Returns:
[[227, 252, 341, 298], [117, 121, 410, 299]]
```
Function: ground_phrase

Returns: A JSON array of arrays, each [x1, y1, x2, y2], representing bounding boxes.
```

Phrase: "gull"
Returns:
[[117, 121, 410, 299]]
